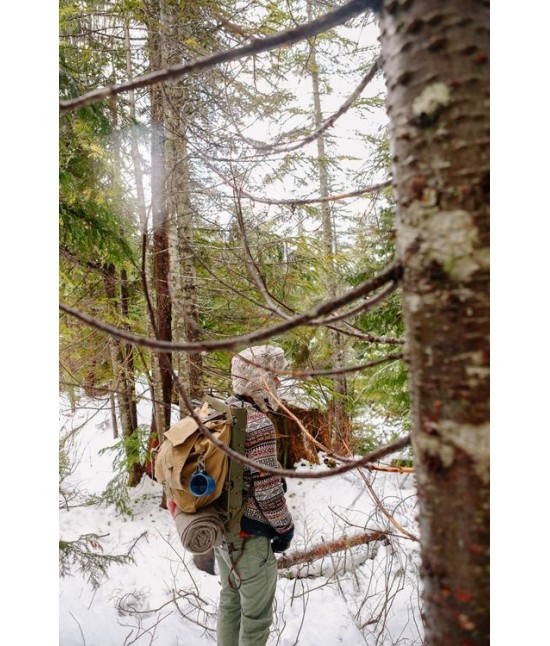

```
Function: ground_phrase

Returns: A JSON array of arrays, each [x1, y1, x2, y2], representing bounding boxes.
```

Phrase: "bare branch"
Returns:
[[368, 463, 413, 474], [189, 138, 392, 206], [358, 470, 419, 541], [60, 0, 382, 112], [288, 353, 403, 378], [233, 188, 295, 320], [257, 56, 382, 154], [175, 369, 411, 480], [311, 279, 399, 325], [234, 179, 392, 207], [210, 8, 253, 41], [336, 323, 405, 346], [59, 260, 403, 354], [69, 611, 87, 646]]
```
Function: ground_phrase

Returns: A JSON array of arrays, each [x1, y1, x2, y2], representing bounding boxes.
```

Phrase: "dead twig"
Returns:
[[358, 471, 419, 542]]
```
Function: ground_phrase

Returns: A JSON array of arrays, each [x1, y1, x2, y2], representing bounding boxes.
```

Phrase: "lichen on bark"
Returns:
[[379, 0, 490, 642]]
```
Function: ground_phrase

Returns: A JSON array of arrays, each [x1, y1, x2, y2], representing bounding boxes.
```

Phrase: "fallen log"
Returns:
[[276, 530, 388, 570]]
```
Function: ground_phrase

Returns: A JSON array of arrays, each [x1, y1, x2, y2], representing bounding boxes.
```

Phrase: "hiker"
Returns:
[[215, 345, 295, 646]]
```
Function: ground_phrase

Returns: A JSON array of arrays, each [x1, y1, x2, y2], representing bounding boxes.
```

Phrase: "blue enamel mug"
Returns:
[[189, 466, 216, 497]]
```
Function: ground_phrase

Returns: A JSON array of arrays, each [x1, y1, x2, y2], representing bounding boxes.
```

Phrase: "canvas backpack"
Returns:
[[154, 395, 247, 539]]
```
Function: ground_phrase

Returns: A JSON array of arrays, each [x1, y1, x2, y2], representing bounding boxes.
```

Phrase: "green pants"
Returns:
[[214, 536, 277, 646]]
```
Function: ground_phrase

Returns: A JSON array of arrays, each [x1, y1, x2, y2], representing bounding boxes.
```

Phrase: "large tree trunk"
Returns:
[[125, 14, 159, 476], [105, 84, 143, 486], [163, 1, 203, 410], [307, 0, 350, 454], [103, 266, 143, 487], [124, 16, 148, 234], [379, 2, 489, 644], [147, 0, 172, 440]]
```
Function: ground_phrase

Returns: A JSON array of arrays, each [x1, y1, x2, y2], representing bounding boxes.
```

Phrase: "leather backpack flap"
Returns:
[[154, 415, 199, 491], [177, 417, 232, 511], [157, 414, 233, 514]]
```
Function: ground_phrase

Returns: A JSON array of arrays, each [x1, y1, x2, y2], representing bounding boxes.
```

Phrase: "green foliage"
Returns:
[[59, 0, 145, 397], [99, 472, 134, 516], [353, 399, 412, 455], [59, 532, 139, 589], [59, 268, 114, 391], [59, 428, 80, 510], [59, 99, 135, 265], [98, 425, 150, 515], [58, 0, 410, 458], [392, 457, 414, 468], [357, 359, 410, 426], [59, 0, 138, 264]]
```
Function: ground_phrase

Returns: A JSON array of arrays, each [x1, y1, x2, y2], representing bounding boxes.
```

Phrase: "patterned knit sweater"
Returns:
[[226, 396, 294, 540]]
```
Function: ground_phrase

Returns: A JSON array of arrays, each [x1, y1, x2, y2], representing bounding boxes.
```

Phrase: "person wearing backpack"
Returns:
[[214, 345, 294, 646]]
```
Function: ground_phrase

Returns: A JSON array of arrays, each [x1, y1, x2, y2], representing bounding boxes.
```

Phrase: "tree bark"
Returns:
[[307, 0, 350, 454], [103, 265, 143, 486], [163, 1, 203, 410], [269, 403, 332, 467], [276, 529, 388, 570], [109, 385, 118, 439], [379, 2, 489, 644], [124, 15, 148, 234], [147, 0, 172, 440]]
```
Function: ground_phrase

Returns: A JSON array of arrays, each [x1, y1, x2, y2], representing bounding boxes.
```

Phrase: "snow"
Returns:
[[59, 393, 423, 645]]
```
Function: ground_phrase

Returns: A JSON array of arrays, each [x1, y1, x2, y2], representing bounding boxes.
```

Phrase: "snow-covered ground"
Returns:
[[59, 394, 423, 645]]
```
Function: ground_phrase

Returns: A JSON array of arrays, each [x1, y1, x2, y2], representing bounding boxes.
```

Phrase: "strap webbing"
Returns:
[[204, 395, 247, 545]]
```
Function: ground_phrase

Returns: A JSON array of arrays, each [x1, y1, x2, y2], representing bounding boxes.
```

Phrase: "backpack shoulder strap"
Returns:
[[204, 395, 247, 545]]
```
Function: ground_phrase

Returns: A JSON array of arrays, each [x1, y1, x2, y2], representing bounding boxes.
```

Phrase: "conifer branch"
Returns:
[[189, 128, 392, 207], [336, 324, 405, 346], [233, 188, 296, 320], [256, 56, 382, 154], [232, 180, 392, 207], [60, 0, 382, 112], [311, 279, 400, 325], [213, 56, 381, 155], [288, 353, 403, 378]]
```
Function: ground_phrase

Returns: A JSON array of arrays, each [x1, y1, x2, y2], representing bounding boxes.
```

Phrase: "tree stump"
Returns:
[[269, 402, 332, 468]]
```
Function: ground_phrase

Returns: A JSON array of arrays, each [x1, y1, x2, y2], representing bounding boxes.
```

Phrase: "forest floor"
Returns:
[[59, 393, 423, 645]]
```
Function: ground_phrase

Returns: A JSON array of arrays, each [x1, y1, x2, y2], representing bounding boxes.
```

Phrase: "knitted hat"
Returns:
[[231, 345, 287, 411]]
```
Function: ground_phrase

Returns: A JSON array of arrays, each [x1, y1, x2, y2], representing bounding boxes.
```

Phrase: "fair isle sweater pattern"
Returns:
[[226, 396, 294, 538]]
